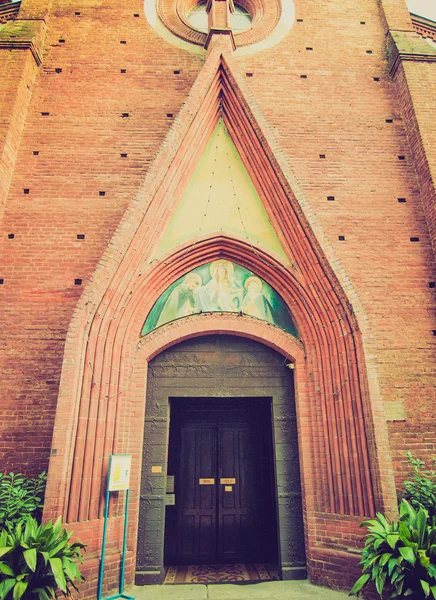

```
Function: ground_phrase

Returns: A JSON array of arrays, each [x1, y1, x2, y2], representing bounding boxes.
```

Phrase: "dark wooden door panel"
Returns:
[[218, 425, 257, 561], [198, 515, 215, 557], [177, 425, 217, 562], [168, 398, 277, 565], [179, 514, 195, 557]]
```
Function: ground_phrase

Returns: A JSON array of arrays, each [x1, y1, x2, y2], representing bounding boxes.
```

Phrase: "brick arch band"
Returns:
[[49, 234, 374, 526]]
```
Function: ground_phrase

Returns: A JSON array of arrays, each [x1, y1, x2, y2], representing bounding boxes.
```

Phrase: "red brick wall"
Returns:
[[0, 49, 39, 220], [393, 59, 436, 258], [0, 2, 203, 473], [0, 0, 435, 594], [384, 54, 436, 486]]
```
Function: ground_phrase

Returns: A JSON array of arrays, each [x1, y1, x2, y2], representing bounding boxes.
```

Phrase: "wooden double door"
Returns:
[[165, 398, 278, 565]]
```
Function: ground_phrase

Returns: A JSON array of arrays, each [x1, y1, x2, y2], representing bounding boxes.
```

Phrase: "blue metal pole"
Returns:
[[104, 488, 134, 600], [119, 488, 129, 595], [97, 488, 111, 600]]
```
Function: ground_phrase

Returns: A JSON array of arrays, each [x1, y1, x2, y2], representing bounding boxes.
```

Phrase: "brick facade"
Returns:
[[0, 0, 435, 595]]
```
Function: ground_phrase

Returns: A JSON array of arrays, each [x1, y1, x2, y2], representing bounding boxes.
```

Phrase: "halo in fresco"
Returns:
[[141, 260, 298, 337]]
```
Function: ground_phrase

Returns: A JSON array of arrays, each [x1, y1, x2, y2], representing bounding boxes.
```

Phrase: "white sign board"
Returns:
[[108, 454, 132, 491]]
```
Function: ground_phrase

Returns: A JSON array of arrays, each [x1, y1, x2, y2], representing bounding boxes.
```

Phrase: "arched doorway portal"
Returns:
[[136, 335, 306, 584]]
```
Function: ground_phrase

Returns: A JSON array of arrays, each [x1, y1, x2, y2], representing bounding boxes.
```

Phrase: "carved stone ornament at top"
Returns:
[[203, 0, 236, 49], [156, 0, 282, 48]]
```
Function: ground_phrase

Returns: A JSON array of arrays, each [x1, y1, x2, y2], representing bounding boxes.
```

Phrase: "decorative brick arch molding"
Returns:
[[44, 37, 397, 594]]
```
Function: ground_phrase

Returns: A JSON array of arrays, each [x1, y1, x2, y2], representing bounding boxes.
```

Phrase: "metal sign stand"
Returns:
[[97, 455, 134, 600]]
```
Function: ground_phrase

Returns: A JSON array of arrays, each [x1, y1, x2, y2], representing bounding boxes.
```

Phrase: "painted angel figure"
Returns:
[[196, 260, 243, 312], [155, 272, 202, 327], [241, 276, 275, 324]]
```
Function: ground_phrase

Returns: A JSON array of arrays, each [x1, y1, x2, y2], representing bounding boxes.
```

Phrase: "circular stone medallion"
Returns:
[[144, 0, 295, 56]]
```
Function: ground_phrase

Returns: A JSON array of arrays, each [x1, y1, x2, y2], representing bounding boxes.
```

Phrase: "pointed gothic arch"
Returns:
[[43, 36, 397, 591]]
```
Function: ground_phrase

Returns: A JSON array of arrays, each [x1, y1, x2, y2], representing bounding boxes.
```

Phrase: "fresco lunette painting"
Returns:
[[141, 260, 298, 337]]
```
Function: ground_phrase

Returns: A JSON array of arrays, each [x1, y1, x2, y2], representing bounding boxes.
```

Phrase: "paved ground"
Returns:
[[130, 580, 350, 599]]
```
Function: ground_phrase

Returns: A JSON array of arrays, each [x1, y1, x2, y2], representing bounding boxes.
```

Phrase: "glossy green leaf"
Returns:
[[387, 534, 399, 549], [375, 570, 387, 595], [13, 581, 28, 600], [62, 558, 81, 582], [399, 546, 416, 566], [378, 552, 391, 566], [0, 562, 14, 576], [418, 549, 430, 568], [417, 510, 428, 543], [361, 519, 379, 528], [48, 557, 67, 592], [392, 570, 403, 585], [377, 513, 390, 528], [388, 556, 399, 576], [400, 500, 413, 519], [34, 586, 55, 600], [0, 578, 16, 600], [23, 547, 37, 572], [399, 522, 412, 542], [421, 580, 430, 596], [374, 538, 384, 551], [349, 573, 370, 595], [52, 517, 62, 537]]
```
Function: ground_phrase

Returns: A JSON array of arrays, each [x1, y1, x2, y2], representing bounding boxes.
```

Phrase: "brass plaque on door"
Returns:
[[224, 486, 232, 492], [166, 475, 175, 493], [220, 478, 236, 485], [199, 478, 215, 485]]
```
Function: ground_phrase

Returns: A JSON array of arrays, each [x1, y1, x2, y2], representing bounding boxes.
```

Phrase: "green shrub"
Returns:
[[0, 516, 85, 600], [403, 452, 436, 521], [0, 473, 47, 529], [349, 500, 436, 598]]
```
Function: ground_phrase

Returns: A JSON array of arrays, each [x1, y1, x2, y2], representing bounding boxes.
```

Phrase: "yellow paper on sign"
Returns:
[[108, 455, 132, 491]]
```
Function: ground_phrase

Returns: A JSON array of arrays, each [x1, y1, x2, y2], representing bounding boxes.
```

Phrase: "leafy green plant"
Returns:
[[0, 516, 85, 600], [0, 473, 47, 529], [349, 500, 436, 598], [403, 452, 436, 521]]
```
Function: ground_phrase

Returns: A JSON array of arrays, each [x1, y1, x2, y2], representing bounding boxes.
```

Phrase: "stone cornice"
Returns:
[[387, 29, 436, 76], [205, 27, 236, 50], [0, 39, 41, 64], [0, 19, 44, 64], [411, 12, 436, 40], [0, 0, 21, 22]]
